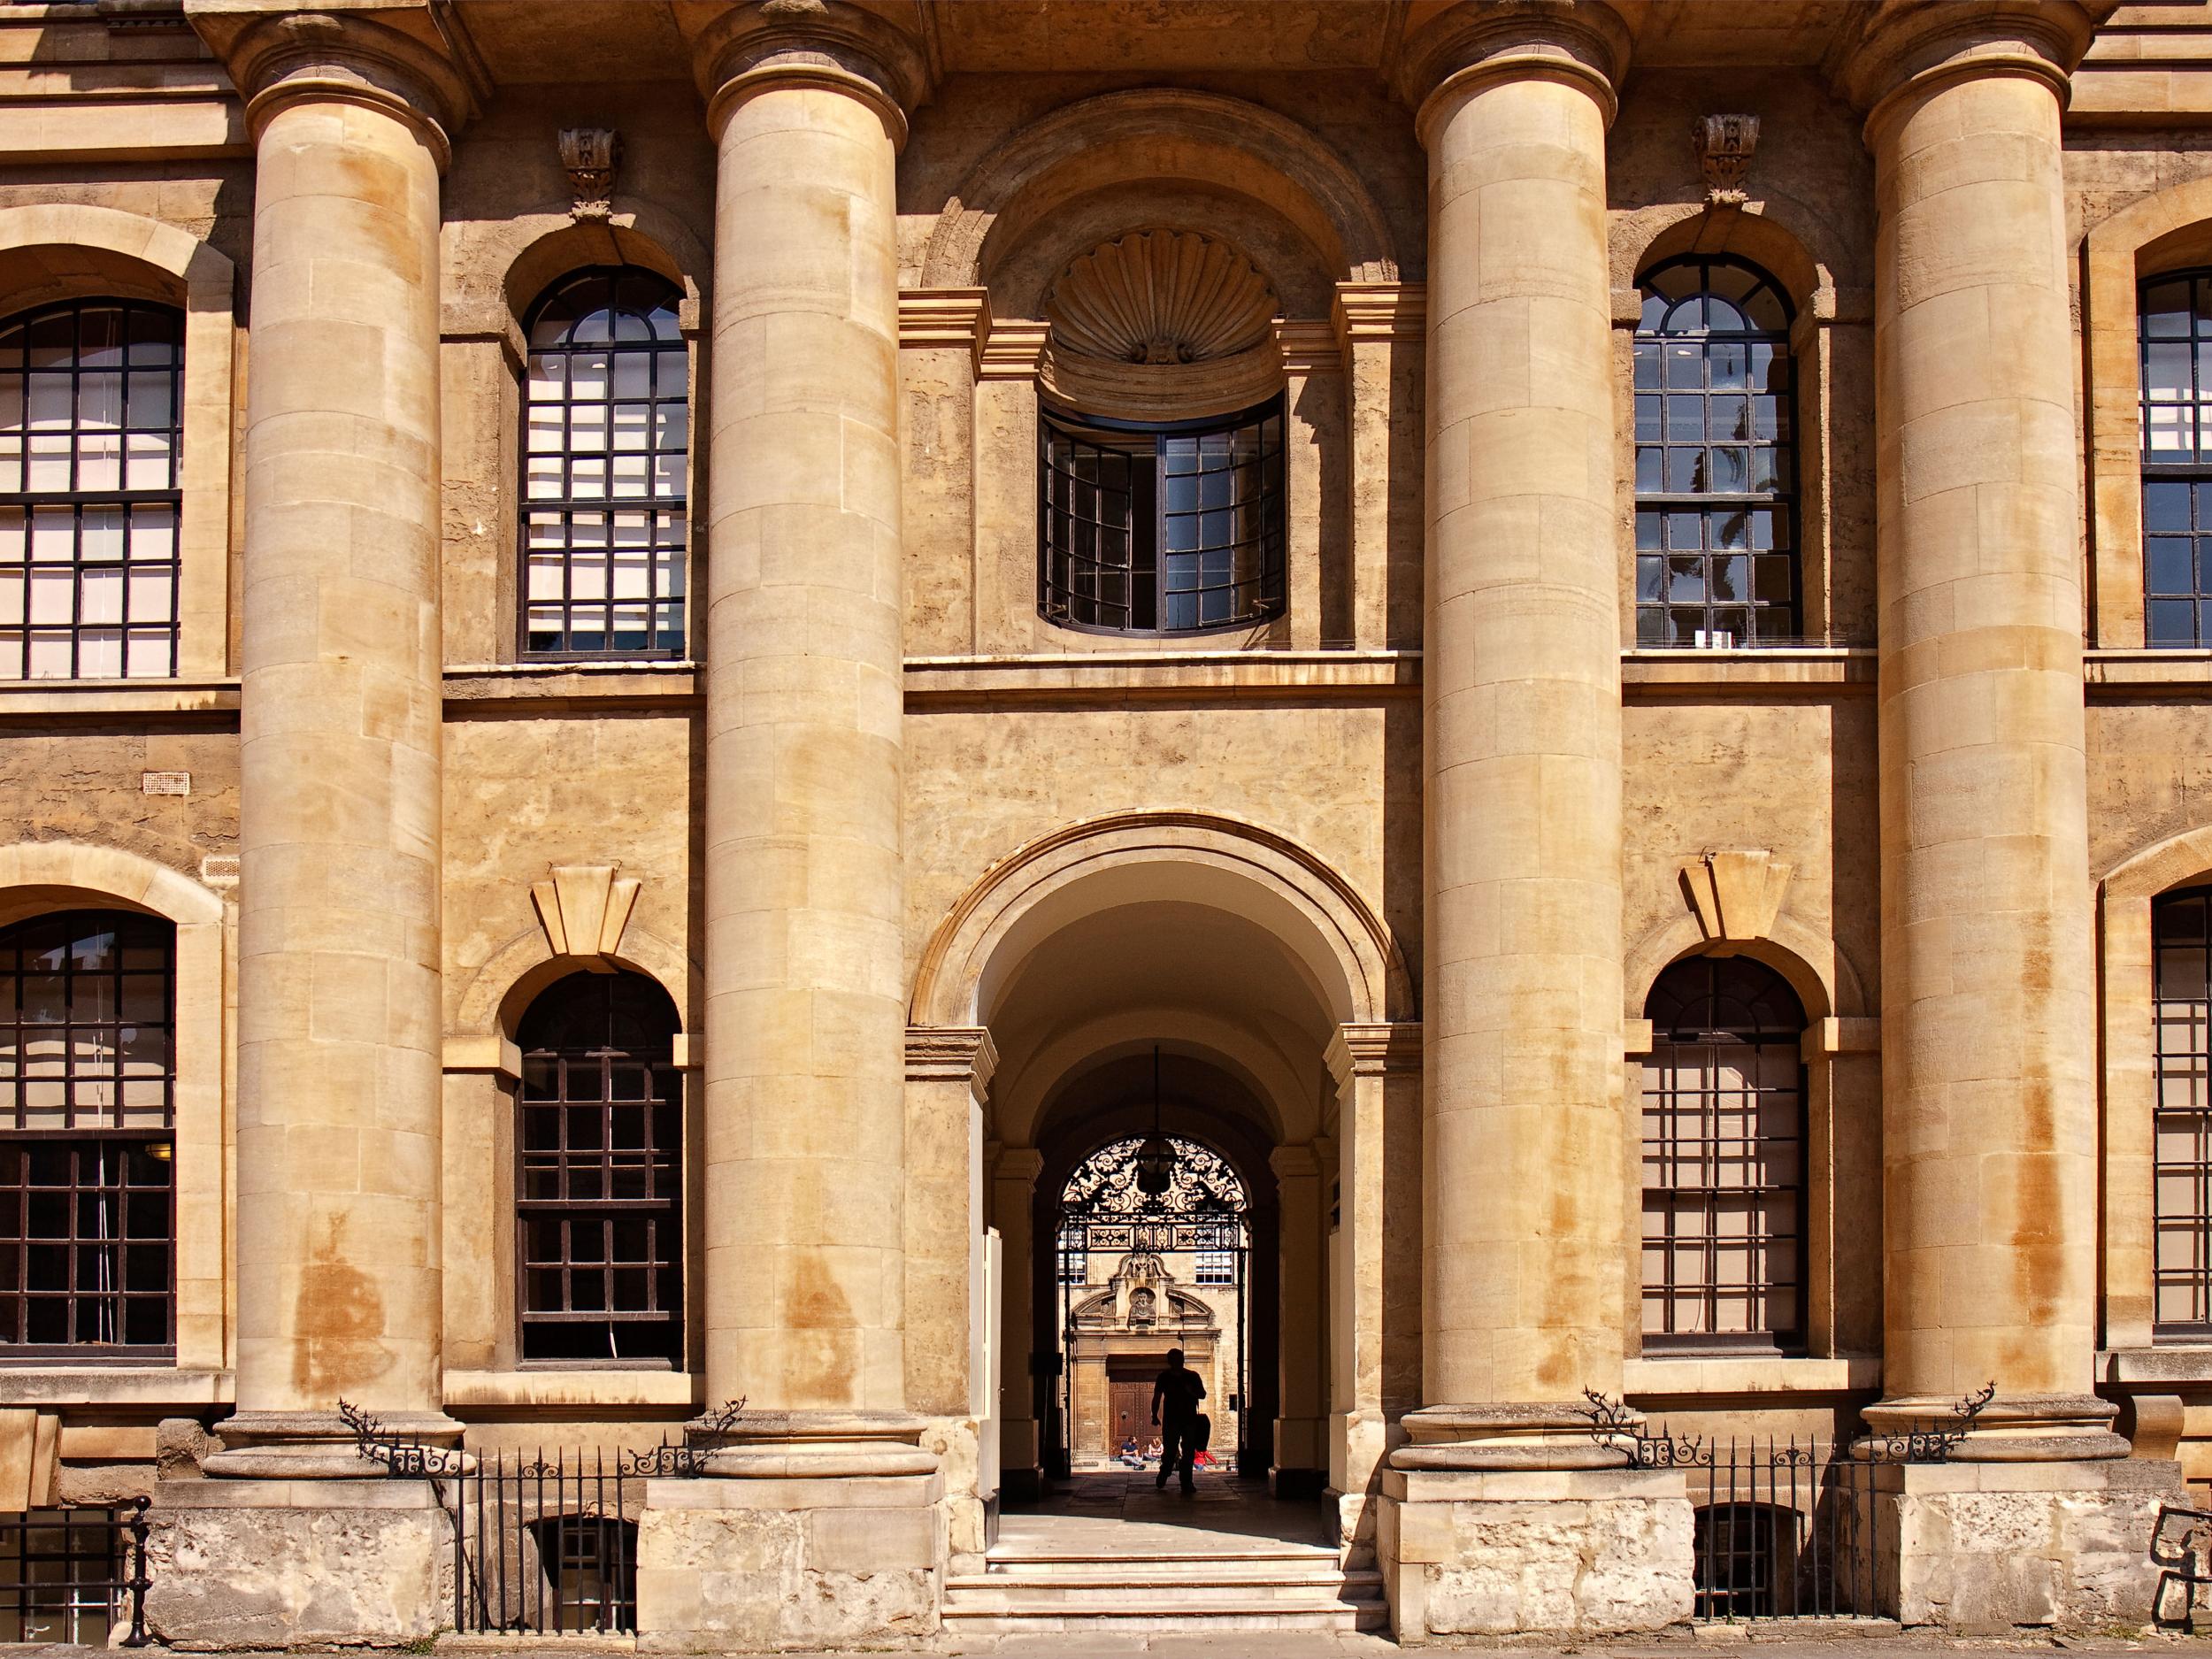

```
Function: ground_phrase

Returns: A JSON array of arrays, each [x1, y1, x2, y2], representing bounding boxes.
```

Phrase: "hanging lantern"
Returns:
[[1134, 1133, 1176, 1195], [1134, 1043, 1175, 1195]]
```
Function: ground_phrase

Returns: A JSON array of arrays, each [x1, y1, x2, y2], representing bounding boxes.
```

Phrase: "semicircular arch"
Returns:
[[919, 89, 1398, 290], [1611, 195, 1853, 312], [453, 921, 696, 1041], [0, 840, 221, 927], [910, 810, 1411, 1031], [1622, 913, 1860, 1025], [0, 202, 233, 311]]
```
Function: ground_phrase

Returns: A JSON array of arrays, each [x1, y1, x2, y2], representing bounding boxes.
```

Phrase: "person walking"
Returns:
[[1149, 1347, 1207, 1494]]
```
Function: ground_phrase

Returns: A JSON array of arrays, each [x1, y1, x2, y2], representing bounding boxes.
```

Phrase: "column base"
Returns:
[[1378, 1463, 1694, 1639], [1865, 1455, 2185, 1630], [198, 1408, 465, 1479], [144, 1478, 450, 1650], [636, 1410, 944, 1651]]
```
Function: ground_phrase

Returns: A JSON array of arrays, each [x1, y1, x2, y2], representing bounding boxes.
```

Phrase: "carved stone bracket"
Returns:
[[1679, 849, 1793, 949], [558, 127, 619, 220], [1691, 113, 1759, 206], [530, 863, 641, 970]]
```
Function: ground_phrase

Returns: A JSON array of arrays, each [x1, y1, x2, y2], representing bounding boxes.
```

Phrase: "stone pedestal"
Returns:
[[637, 1471, 944, 1650], [1866, 1458, 2184, 1630], [1378, 1466, 1693, 1640], [144, 1479, 450, 1650]]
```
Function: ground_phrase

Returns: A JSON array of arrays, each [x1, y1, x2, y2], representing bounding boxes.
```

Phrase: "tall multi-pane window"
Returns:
[[1039, 399, 1285, 634], [0, 302, 182, 680], [1633, 257, 1798, 648], [0, 910, 175, 1355], [2154, 886, 2212, 1333], [516, 972, 683, 1365], [1194, 1248, 1234, 1286], [521, 270, 687, 659], [1640, 955, 1806, 1349], [2139, 271, 2212, 647]]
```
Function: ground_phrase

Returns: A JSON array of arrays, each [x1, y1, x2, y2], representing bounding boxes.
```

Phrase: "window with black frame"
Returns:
[[0, 300, 183, 680], [515, 972, 683, 1365], [520, 269, 687, 659], [2139, 271, 2212, 647], [1038, 399, 1285, 634], [1640, 955, 1806, 1350], [1633, 257, 1799, 649], [2154, 885, 2212, 1335], [0, 910, 175, 1356]]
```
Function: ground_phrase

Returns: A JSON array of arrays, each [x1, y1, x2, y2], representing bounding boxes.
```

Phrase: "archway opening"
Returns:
[[1051, 1129, 1253, 1479]]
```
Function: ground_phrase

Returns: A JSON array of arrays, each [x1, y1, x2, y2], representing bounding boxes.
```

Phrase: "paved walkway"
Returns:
[[996, 1469, 1337, 1554]]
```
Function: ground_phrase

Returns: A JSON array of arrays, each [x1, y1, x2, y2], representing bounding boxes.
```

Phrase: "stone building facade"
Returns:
[[1, 0, 2211, 1644]]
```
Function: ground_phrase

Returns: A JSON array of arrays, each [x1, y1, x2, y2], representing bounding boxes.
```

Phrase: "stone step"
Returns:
[[939, 1596, 1391, 1634], [986, 1543, 1340, 1566], [946, 1570, 1384, 1606]]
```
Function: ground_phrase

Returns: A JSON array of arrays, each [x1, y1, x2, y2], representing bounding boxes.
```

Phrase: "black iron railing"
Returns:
[[1581, 1381, 1995, 1623], [342, 1395, 742, 1636]]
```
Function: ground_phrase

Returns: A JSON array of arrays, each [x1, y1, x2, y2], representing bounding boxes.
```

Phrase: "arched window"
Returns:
[[1039, 400, 1286, 634], [2154, 886, 2212, 1333], [515, 971, 683, 1365], [521, 269, 687, 659], [1640, 955, 1806, 1349], [1633, 257, 1797, 648], [2139, 272, 2212, 647], [0, 910, 175, 1354], [0, 300, 182, 680]]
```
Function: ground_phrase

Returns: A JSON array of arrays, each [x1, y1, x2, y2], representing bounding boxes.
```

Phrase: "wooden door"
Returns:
[[1109, 1379, 1152, 1455]]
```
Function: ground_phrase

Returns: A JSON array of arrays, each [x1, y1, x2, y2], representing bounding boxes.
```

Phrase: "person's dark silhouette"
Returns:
[[1149, 1347, 1207, 1494]]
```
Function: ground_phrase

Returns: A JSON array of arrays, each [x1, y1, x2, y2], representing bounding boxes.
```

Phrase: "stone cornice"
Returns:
[[1325, 1020, 1423, 1087], [1391, 0, 1632, 146], [183, 1, 488, 168], [1825, 0, 2113, 134], [675, 0, 933, 149], [904, 1025, 998, 1097], [1333, 281, 1426, 349]]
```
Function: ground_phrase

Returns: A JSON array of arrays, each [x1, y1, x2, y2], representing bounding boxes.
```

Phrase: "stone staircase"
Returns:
[[941, 1539, 1390, 1635]]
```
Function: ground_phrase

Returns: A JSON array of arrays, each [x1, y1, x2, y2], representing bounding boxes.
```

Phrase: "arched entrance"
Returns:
[[911, 811, 1418, 1540]]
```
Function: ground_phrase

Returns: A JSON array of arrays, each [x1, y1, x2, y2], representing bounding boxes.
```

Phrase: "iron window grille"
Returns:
[[0, 301, 182, 680], [2139, 271, 2212, 647], [1633, 257, 1799, 648], [0, 1503, 149, 1644], [1057, 1231, 1086, 1284], [520, 269, 687, 660], [2154, 887, 2212, 1335], [1194, 1248, 1234, 1285], [0, 911, 175, 1357], [516, 972, 683, 1366], [1640, 955, 1806, 1351], [1038, 398, 1286, 634]]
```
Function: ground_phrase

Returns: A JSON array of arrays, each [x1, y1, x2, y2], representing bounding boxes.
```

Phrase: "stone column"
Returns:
[[1325, 1023, 1422, 1552], [1271, 1143, 1327, 1497], [150, 5, 478, 1646], [990, 1148, 1044, 1502], [903, 1027, 996, 1566], [1377, 6, 1691, 1639], [636, 8, 942, 1649], [1838, 4, 2177, 1628]]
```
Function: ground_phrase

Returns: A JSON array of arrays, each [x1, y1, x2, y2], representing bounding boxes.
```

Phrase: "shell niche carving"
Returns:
[[1045, 230, 1278, 366]]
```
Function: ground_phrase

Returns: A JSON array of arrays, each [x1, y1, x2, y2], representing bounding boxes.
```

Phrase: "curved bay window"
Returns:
[[1039, 399, 1285, 634], [0, 910, 174, 1355], [2139, 271, 2212, 647], [1633, 257, 1798, 648], [0, 300, 182, 680], [522, 270, 687, 659], [516, 972, 683, 1365], [2154, 886, 2212, 1333], [1640, 955, 1806, 1349]]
